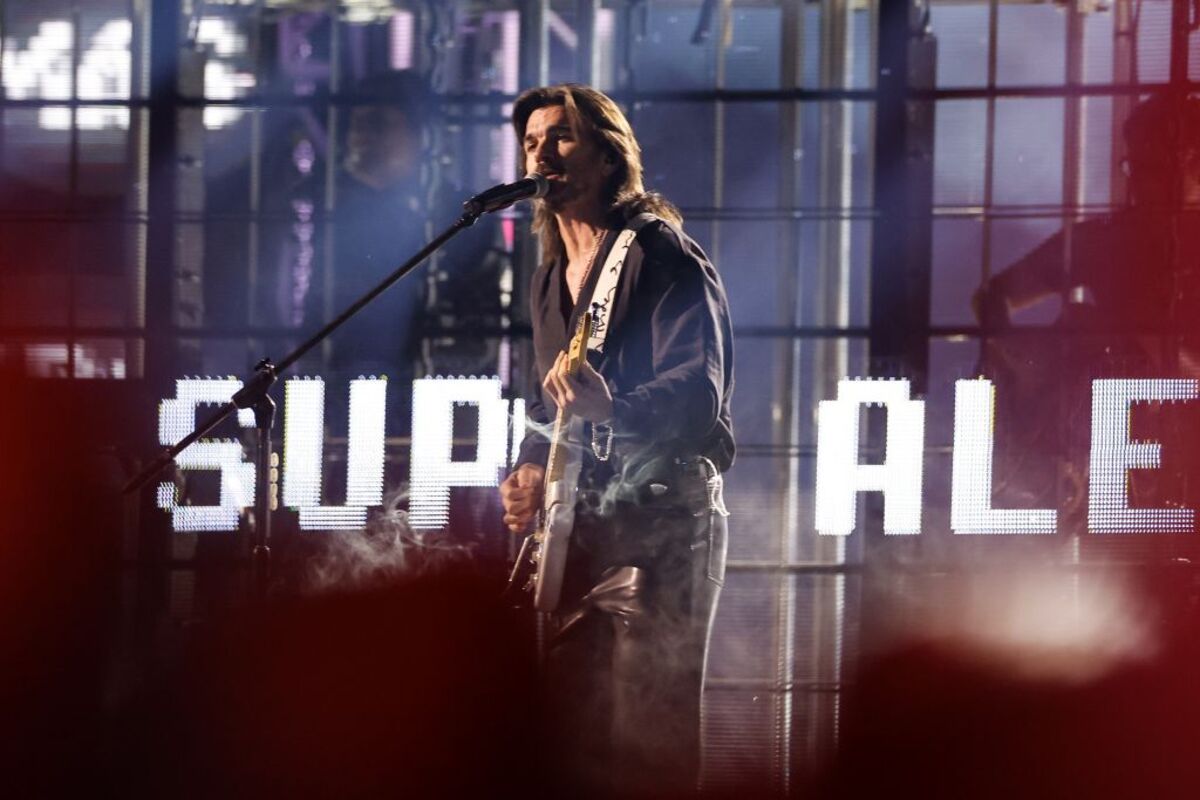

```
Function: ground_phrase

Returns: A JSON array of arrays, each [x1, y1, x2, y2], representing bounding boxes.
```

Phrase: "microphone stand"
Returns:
[[124, 204, 491, 599]]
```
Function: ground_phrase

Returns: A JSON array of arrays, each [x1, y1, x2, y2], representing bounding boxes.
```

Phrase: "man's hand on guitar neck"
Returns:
[[500, 463, 546, 534], [543, 350, 614, 423]]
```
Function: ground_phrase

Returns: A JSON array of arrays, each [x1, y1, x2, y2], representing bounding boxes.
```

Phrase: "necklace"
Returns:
[[569, 228, 606, 302]]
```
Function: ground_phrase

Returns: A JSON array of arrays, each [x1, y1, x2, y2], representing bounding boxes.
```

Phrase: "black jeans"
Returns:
[[543, 461, 728, 796]]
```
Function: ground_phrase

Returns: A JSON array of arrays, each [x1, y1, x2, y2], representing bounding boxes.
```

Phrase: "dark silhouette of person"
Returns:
[[973, 92, 1200, 358], [331, 70, 506, 386], [971, 92, 1200, 526]]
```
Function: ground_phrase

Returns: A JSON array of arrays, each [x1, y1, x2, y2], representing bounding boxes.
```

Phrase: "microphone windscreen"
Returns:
[[525, 173, 549, 199]]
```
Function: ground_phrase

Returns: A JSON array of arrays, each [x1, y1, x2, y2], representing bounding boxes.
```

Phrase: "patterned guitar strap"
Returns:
[[583, 213, 658, 460]]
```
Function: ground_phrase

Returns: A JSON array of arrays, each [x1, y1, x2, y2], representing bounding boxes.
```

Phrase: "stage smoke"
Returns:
[[304, 483, 474, 592]]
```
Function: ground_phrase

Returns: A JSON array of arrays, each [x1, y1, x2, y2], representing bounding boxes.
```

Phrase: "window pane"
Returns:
[[74, 221, 142, 328], [934, 100, 987, 208], [1078, 95, 1115, 207], [996, 4, 1066, 86], [929, 4, 988, 88], [992, 98, 1064, 207], [930, 217, 982, 327], [637, 101, 717, 205]]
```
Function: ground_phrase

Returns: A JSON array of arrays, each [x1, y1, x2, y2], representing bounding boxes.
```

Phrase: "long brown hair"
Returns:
[[512, 84, 681, 265]]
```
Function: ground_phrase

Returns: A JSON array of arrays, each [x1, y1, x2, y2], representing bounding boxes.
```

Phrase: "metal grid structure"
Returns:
[[3, 0, 1199, 791]]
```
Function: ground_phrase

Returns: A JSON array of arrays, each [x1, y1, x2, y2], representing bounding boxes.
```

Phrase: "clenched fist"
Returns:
[[499, 463, 546, 534]]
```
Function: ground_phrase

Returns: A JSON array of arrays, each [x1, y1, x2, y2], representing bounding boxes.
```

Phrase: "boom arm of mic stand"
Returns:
[[121, 209, 482, 496]]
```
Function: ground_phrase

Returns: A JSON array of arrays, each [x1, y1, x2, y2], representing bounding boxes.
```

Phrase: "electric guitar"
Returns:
[[508, 311, 593, 612]]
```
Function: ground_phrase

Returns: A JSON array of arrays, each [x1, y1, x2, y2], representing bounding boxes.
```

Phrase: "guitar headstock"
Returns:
[[566, 311, 593, 374]]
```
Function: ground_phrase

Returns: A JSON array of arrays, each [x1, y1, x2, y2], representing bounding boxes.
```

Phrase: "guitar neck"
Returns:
[[543, 310, 591, 486]]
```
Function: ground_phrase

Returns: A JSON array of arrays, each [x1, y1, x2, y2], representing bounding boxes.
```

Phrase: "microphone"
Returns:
[[463, 173, 549, 216]]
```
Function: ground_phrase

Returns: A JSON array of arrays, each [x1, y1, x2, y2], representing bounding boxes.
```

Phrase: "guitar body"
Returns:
[[513, 312, 593, 614], [532, 417, 583, 611]]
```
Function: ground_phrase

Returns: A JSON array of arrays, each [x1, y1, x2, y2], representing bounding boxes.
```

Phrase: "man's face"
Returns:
[[522, 104, 612, 212], [345, 106, 417, 189]]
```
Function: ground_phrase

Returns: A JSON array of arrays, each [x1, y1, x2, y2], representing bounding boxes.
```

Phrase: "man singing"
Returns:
[[498, 84, 735, 794]]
